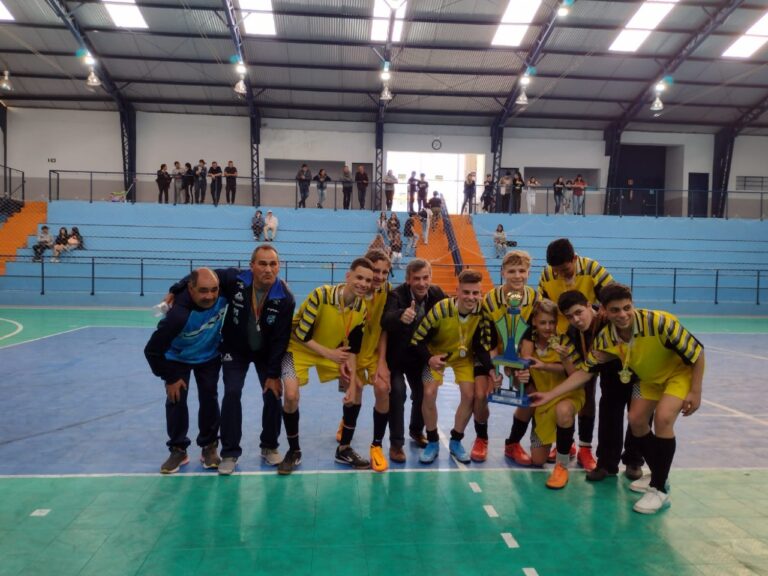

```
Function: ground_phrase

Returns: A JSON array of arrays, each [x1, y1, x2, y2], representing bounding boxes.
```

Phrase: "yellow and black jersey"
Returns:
[[410, 297, 492, 368], [584, 309, 703, 384], [538, 256, 614, 333], [290, 284, 367, 354], [483, 285, 539, 349], [359, 281, 391, 362], [525, 333, 578, 392]]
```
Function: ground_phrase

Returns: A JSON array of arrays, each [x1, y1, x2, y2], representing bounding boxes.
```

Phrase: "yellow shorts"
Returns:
[[638, 366, 692, 401], [533, 390, 585, 446], [356, 355, 378, 386], [281, 351, 340, 386], [423, 358, 474, 385]]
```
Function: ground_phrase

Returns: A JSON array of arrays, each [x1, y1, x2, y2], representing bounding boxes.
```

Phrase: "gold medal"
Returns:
[[458, 345, 468, 358], [619, 367, 632, 384], [548, 335, 559, 349]]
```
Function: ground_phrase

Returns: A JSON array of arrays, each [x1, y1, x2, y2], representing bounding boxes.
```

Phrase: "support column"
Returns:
[[604, 123, 622, 215], [251, 110, 261, 206], [374, 116, 384, 212], [712, 127, 735, 218], [120, 108, 136, 201], [491, 123, 504, 195]]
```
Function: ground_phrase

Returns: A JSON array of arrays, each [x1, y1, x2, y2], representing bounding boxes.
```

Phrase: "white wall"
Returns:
[[729, 135, 768, 190]]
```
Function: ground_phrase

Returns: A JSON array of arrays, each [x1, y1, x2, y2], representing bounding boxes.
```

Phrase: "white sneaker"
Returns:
[[261, 448, 283, 466], [218, 457, 237, 475], [629, 475, 652, 493], [633, 487, 670, 514]]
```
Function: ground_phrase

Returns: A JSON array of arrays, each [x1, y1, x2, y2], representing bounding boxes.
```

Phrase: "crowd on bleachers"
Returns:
[[156, 159, 239, 206]]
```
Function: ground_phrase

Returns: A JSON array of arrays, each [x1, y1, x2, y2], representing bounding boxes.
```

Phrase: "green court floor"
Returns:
[[1, 470, 767, 576]]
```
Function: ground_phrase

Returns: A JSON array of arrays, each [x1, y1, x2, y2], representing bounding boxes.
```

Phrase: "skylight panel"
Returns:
[[722, 10, 768, 59], [102, 1, 148, 29], [371, 0, 407, 42], [609, 1, 677, 53], [0, 1, 13, 21], [239, 0, 277, 36], [491, 0, 542, 48]]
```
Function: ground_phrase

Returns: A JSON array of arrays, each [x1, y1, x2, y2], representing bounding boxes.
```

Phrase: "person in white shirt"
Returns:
[[265, 210, 279, 242]]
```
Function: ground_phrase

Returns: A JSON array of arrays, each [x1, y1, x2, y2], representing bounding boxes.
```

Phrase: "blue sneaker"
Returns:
[[449, 439, 471, 464], [420, 441, 440, 464]]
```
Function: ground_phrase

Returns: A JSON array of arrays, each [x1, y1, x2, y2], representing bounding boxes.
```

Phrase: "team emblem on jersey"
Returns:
[[234, 292, 244, 302]]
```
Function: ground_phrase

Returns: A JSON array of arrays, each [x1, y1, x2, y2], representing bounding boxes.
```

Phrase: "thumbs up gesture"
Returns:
[[401, 300, 418, 324]]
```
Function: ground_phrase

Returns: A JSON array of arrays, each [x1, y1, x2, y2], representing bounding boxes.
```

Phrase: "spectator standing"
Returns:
[[156, 164, 172, 204], [407, 171, 418, 213], [265, 210, 278, 241], [481, 173, 494, 213], [194, 159, 207, 205], [511, 171, 524, 214], [493, 224, 507, 258], [296, 164, 312, 208], [252, 210, 265, 241], [355, 165, 369, 209], [390, 232, 403, 269], [526, 176, 539, 214], [383, 170, 398, 211], [404, 212, 417, 256], [32, 225, 53, 262], [341, 165, 354, 210], [224, 161, 238, 205], [183, 162, 194, 204], [572, 174, 586, 215], [313, 169, 332, 209], [209, 161, 223, 207], [172, 161, 184, 205], [417, 173, 429, 211], [461, 172, 477, 215], [419, 207, 430, 246], [499, 170, 512, 213], [563, 179, 574, 215], [553, 177, 565, 215], [427, 191, 442, 232]]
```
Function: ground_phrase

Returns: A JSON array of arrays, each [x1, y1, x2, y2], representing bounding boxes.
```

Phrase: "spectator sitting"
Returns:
[[32, 225, 53, 262], [377, 211, 388, 239], [251, 209, 265, 241], [387, 212, 400, 244], [390, 232, 403, 270], [52, 227, 69, 262], [493, 224, 507, 258], [264, 210, 278, 242], [69, 227, 84, 249]]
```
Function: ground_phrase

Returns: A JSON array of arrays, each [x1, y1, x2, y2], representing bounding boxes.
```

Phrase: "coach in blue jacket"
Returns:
[[145, 268, 227, 474]]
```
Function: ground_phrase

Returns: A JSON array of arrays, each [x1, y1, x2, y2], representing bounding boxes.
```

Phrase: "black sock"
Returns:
[[633, 431, 657, 473], [450, 429, 464, 441], [340, 403, 362, 446], [426, 428, 439, 443], [650, 436, 676, 493], [578, 414, 595, 445], [506, 416, 530, 444], [474, 420, 489, 440], [372, 408, 388, 447], [556, 425, 575, 456], [284, 409, 300, 452]]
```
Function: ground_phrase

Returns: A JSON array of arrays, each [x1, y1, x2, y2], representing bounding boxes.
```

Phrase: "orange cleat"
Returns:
[[577, 446, 597, 471], [370, 445, 389, 472], [504, 442, 532, 466], [471, 438, 488, 462], [546, 463, 569, 490], [335, 418, 344, 443]]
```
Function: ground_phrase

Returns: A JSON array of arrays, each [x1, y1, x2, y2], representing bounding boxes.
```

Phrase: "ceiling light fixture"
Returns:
[[234, 75, 247, 96], [520, 74, 531, 86], [650, 95, 663, 112], [86, 67, 101, 87], [235, 62, 247, 75], [83, 52, 96, 66], [380, 83, 393, 101], [654, 81, 666, 93], [0, 70, 13, 91], [380, 61, 391, 81], [557, 0, 573, 17], [515, 88, 528, 106]]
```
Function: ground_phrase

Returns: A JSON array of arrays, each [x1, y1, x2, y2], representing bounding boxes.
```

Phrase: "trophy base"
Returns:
[[488, 388, 531, 407], [492, 357, 532, 370]]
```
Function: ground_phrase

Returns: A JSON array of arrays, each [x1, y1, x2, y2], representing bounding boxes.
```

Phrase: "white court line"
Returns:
[[706, 345, 768, 362], [483, 504, 499, 518], [501, 532, 519, 549], [0, 317, 23, 341], [30, 509, 50, 517], [702, 399, 768, 427], [523, 568, 539, 576], [469, 481, 482, 493], [0, 326, 89, 350]]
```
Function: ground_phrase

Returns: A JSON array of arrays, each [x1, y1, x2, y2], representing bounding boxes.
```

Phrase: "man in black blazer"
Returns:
[[382, 259, 446, 463]]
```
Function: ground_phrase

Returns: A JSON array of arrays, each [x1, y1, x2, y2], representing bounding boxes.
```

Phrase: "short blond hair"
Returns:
[[502, 250, 531, 270], [530, 298, 558, 322]]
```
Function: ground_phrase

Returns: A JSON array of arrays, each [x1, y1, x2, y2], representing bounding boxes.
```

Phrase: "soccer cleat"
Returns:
[[218, 457, 237, 476], [577, 447, 597, 472], [504, 442, 532, 466], [624, 465, 643, 481], [389, 446, 406, 463], [547, 445, 557, 463], [470, 438, 488, 462], [629, 475, 652, 494], [569, 442, 577, 458], [160, 448, 189, 474], [546, 463, 569, 490], [200, 442, 221, 469], [586, 467, 617, 482], [261, 447, 283, 466], [449, 439, 471, 464], [277, 450, 302, 475], [335, 446, 371, 469], [335, 419, 344, 443], [419, 441, 440, 464], [370, 445, 389, 472], [633, 488, 671, 514]]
